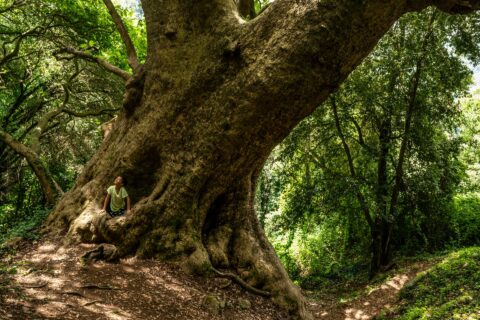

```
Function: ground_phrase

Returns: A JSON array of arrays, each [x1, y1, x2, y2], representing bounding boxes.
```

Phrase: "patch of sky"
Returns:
[[114, 0, 143, 19]]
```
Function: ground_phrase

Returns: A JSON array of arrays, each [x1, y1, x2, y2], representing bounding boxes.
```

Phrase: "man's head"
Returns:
[[114, 176, 123, 187]]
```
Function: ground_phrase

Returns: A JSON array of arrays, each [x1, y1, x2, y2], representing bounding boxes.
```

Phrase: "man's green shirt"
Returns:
[[107, 185, 128, 211]]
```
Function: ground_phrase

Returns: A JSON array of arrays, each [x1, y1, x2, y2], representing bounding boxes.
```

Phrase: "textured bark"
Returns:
[[45, 0, 480, 318]]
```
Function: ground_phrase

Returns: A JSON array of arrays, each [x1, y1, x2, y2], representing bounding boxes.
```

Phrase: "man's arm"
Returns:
[[126, 196, 131, 212], [103, 194, 111, 211]]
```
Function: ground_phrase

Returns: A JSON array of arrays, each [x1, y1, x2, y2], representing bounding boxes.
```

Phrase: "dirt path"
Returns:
[[1, 238, 435, 320], [0, 238, 286, 320], [306, 261, 434, 320]]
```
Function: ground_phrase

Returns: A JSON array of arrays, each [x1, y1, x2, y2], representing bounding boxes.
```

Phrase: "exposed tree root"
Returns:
[[211, 267, 271, 297], [80, 244, 119, 264], [61, 290, 84, 297]]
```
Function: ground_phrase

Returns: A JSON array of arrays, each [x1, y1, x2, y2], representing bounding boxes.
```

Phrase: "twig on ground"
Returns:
[[21, 282, 47, 288], [61, 290, 84, 297], [80, 283, 121, 290]]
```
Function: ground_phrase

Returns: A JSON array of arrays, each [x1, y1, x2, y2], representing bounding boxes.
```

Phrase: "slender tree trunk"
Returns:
[[331, 97, 374, 229], [0, 129, 59, 206], [14, 166, 26, 213], [370, 117, 392, 275], [237, 0, 255, 19], [44, 0, 480, 318], [257, 169, 271, 229]]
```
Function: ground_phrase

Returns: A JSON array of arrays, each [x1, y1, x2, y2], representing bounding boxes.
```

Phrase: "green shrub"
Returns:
[[390, 247, 480, 319], [449, 194, 480, 246], [0, 206, 50, 244]]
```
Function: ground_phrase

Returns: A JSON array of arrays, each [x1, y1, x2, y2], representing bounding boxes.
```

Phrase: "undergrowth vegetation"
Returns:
[[380, 247, 480, 319]]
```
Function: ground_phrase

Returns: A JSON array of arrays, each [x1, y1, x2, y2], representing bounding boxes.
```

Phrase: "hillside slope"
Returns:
[[381, 247, 480, 319]]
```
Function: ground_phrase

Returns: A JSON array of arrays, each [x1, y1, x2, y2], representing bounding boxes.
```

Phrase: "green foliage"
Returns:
[[254, 0, 270, 13], [0, 0, 136, 211], [389, 247, 480, 319], [0, 205, 50, 244], [52, 0, 146, 69], [448, 194, 480, 246], [257, 9, 480, 283]]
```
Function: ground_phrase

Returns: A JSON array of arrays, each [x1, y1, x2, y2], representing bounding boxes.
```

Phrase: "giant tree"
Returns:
[[44, 0, 480, 318]]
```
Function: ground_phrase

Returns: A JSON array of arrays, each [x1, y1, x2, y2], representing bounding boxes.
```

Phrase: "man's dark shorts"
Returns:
[[106, 206, 125, 217]]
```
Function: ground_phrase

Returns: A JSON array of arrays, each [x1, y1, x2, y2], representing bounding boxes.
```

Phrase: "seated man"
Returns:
[[102, 176, 131, 217]]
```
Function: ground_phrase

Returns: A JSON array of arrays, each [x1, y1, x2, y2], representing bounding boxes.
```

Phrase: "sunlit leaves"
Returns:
[[257, 9, 480, 281]]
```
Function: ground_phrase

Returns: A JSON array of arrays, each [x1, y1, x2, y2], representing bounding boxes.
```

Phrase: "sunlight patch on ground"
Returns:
[[307, 266, 430, 320], [29, 242, 69, 263], [86, 303, 132, 320], [37, 243, 57, 253], [121, 265, 136, 273], [345, 308, 369, 320], [341, 273, 413, 319]]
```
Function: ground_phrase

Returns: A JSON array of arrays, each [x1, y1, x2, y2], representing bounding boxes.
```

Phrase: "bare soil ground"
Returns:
[[0, 238, 286, 320], [0, 238, 434, 320]]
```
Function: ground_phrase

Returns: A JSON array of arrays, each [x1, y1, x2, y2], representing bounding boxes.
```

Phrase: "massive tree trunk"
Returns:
[[44, 0, 480, 318]]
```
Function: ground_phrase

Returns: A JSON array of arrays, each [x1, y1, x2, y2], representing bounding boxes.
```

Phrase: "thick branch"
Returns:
[[29, 82, 73, 154], [53, 47, 131, 81], [409, 0, 480, 14], [61, 108, 119, 117], [30, 108, 62, 155], [225, 0, 480, 140], [102, 0, 140, 70], [0, 128, 58, 206]]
